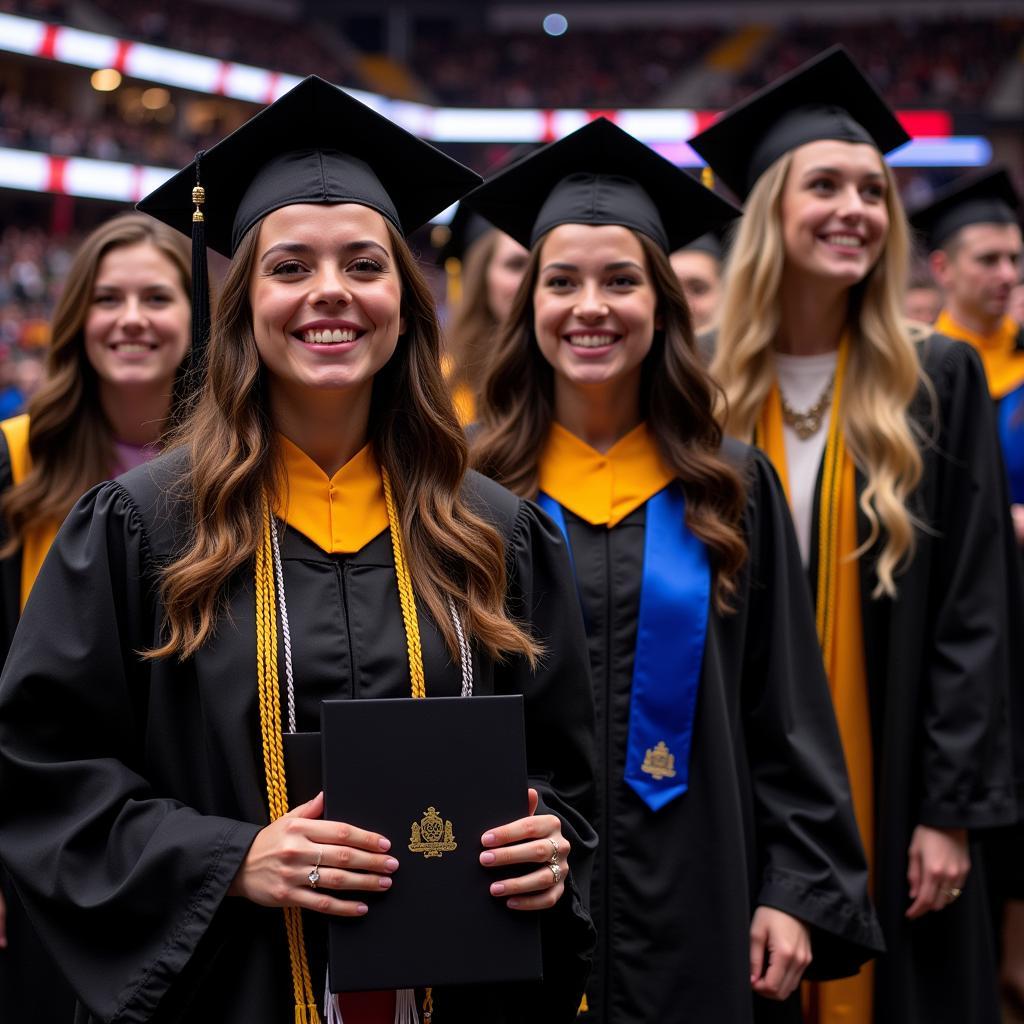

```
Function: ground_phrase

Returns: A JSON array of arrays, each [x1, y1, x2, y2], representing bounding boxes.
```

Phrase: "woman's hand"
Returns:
[[906, 824, 970, 919], [749, 906, 812, 1000], [229, 792, 399, 917], [480, 788, 570, 911]]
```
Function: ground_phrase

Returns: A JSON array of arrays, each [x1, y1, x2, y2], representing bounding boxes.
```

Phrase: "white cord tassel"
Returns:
[[324, 975, 345, 1024], [394, 988, 420, 1024]]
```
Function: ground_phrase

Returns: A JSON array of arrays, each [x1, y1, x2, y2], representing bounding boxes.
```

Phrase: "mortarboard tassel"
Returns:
[[173, 152, 211, 422], [700, 165, 715, 190]]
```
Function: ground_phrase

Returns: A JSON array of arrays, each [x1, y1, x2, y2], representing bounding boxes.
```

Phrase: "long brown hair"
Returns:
[[151, 215, 538, 665], [471, 229, 748, 612], [1, 213, 190, 554], [446, 228, 500, 395]]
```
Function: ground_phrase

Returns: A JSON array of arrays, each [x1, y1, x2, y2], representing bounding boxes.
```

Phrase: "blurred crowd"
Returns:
[[411, 26, 722, 107], [711, 17, 1024, 111]]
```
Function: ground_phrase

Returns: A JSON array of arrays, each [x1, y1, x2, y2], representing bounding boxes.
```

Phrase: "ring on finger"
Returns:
[[942, 886, 963, 901], [549, 862, 562, 885], [308, 847, 324, 889], [548, 839, 560, 864]]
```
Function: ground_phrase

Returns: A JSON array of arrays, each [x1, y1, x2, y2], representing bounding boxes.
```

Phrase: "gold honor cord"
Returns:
[[814, 339, 849, 661], [256, 467, 433, 1023]]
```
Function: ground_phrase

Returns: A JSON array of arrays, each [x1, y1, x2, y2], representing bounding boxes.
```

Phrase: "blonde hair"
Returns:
[[711, 150, 926, 597]]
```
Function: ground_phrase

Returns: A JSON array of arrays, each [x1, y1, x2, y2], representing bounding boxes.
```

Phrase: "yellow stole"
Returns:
[[440, 353, 476, 427], [934, 310, 1024, 401], [274, 433, 388, 554], [537, 421, 676, 527], [756, 344, 875, 1024], [0, 414, 60, 611]]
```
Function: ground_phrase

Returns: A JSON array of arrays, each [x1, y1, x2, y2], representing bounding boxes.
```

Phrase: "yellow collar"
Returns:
[[275, 433, 388, 553], [538, 421, 675, 528], [935, 310, 1024, 400]]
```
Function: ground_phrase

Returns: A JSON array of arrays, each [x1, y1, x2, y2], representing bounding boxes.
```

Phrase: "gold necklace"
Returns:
[[779, 373, 835, 440]]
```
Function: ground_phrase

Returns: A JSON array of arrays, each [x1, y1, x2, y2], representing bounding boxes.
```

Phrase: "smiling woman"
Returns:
[[0, 76, 597, 1024], [0, 210, 192, 1024], [695, 46, 1022, 1024]]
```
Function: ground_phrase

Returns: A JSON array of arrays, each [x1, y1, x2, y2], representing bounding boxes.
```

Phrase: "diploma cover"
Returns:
[[320, 695, 542, 992]]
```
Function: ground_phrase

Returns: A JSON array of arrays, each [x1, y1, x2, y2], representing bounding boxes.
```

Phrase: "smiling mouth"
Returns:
[[565, 332, 621, 348], [821, 233, 865, 250], [296, 328, 361, 345], [110, 341, 158, 353]]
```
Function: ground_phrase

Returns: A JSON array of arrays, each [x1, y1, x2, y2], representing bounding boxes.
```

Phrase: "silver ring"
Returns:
[[308, 847, 323, 889], [548, 839, 560, 864], [549, 862, 562, 885]]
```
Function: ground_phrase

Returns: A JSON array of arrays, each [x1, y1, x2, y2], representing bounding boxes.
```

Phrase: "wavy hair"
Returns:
[[710, 151, 926, 596], [151, 216, 538, 666], [445, 228, 500, 396], [1, 213, 190, 554], [471, 229, 748, 613]]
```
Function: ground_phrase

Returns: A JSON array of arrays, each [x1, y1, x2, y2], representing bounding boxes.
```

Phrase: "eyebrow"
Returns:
[[802, 166, 885, 180], [259, 239, 390, 261], [541, 260, 645, 272]]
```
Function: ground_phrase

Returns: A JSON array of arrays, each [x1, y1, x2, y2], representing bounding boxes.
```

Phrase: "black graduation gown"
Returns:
[[836, 334, 1020, 1024], [0, 451, 597, 1024], [562, 438, 882, 1024], [0, 428, 79, 1024]]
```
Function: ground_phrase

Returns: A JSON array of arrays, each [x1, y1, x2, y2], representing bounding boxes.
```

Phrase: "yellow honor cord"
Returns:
[[257, 471, 432, 1021]]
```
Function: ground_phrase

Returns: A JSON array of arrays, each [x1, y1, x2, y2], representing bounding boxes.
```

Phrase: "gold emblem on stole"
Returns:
[[408, 805, 458, 858], [641, 741, 677, 780]]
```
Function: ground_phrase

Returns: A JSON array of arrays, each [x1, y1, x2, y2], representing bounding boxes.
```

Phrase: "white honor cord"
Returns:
[[325, 976, 420, 1024], [269, 514, 297, 734], [269, 517, 474, 732]]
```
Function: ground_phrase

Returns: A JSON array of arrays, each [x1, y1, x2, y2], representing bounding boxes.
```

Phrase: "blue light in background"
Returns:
[[543, 13, 569, 36]]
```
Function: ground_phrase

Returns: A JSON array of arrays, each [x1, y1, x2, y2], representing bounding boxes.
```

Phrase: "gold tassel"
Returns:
[[700, 165, 714, 190]]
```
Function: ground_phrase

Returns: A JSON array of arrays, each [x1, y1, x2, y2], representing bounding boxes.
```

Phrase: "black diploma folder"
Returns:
[[320, 695, 542, 992]]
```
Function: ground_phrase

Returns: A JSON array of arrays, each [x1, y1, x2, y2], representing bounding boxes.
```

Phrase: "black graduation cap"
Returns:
[[434, 203, 495, 268], [467, 117, 741, 254], [909, 167, 1022, 250], [688, 46, 910, 201], [677, 230, 726, 261], [138, 75, 481, 257], [136, 75, 481, 408]]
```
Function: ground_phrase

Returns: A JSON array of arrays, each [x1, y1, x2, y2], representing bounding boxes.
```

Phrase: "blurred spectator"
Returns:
[[1010, 283, 1024, 327], [904, 274, 944, 325]]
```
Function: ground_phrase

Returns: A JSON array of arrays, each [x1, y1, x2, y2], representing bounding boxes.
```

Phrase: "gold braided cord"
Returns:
[[256, 500, 320, 1024], [814, 340, 849, 661], [382, 468, 427, 700]]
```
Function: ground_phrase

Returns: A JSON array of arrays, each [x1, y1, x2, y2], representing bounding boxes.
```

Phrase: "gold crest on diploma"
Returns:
[[641, 741, 677, 781], [409, 805, 458, 858]]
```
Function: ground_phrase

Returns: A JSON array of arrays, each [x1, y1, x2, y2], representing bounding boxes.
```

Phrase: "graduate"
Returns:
[[0, 76, 597, 1024], [909, 168, 1024, 523], [693, 46, 1021, 1024], [669, 229, 726, 331], [438, 202, 529, 424], [0, 211, 192, 1024], [469, 116, 882, 1024]]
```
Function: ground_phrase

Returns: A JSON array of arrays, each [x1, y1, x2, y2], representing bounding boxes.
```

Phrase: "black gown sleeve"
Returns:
[[916, 338, 1018, 829], [492, 499, 598, 1021], [0, 481, 260, 1023], [741, 451, 885, 979]]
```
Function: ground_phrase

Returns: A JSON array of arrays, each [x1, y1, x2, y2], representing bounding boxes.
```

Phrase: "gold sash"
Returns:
[[756, 342, 875, 1022]]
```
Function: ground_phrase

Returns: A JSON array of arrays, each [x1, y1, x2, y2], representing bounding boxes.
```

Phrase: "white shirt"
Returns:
[[773, 350, 839, 567]]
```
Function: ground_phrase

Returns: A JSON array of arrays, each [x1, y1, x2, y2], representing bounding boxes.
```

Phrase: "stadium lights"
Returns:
[[90, 68, 122, 91], [543, 13, 569, 36], [0, 138, 995, 213]]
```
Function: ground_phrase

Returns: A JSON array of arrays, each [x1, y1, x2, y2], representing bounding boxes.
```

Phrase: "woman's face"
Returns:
[[250, 203, 404, 399], [84, 241, 190, 392], [485, 231, 530, 324], [780, 140, 890, 289], [533, 223, 659, 391]]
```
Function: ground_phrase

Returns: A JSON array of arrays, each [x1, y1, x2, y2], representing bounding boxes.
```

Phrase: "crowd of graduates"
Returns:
[[0, 44, 1020, 1024]]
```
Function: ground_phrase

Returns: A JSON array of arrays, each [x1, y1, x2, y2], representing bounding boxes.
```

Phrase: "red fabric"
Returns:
[[336, 990, 396, 1023]]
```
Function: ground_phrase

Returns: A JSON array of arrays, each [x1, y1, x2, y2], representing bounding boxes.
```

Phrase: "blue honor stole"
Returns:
[[539, 484, 710, 811], [999, 382, 1024, 505]]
